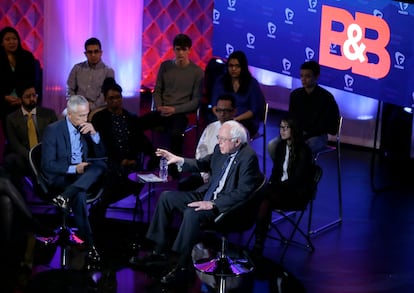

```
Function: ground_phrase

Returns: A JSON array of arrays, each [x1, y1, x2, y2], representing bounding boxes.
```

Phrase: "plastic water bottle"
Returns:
[[159, 157, 168, 182]]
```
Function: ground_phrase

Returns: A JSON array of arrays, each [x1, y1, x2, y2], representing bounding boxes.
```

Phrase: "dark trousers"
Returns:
[[139, 112, 188, 155], [50, 161, 106, 247], [145, 190, 216, 267]]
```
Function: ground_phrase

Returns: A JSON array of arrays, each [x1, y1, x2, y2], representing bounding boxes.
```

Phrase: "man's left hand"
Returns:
[[158, 106, 175, 117], [188, 201, 215, 211]]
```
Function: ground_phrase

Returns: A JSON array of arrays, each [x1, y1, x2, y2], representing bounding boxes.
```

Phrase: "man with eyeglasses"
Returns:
[[4, 83, 57, 193], [178, 94, 237, 191], [129, 120, 263, 286], [66, 37, 114, 112]]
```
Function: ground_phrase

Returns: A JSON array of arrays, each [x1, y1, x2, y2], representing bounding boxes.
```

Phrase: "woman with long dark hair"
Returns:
[[211, 50, 265, 137], [0, 26, 37, 136], [252, 116, 314, 255]]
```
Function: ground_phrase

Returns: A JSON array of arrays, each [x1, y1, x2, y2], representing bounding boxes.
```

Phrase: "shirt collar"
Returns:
[[21, 107, 37, 116], [66, 116, 78, 134]]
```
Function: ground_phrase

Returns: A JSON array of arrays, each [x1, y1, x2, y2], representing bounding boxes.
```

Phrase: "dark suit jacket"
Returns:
[[41, 118, 106, 185], [182, 143, 263, 213], [6, 107, 57, 160]]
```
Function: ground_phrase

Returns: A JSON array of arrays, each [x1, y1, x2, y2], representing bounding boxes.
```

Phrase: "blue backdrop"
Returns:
[[212, 0, 414, 108]]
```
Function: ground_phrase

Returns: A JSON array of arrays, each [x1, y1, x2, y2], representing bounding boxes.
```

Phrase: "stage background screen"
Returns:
[[212, 0, 414, 108]]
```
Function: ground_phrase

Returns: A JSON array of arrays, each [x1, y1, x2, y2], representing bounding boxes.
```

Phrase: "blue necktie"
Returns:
[[203, 156, 231, 201]]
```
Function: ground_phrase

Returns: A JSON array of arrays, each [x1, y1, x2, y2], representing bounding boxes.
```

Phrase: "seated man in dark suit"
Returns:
[[90, 78, 157, 233], [129, 120, 263, 285], [4, 83, 57, 192], [41, 95, 107, 262]]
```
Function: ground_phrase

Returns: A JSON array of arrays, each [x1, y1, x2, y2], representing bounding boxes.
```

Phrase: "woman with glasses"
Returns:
[[252, 116, 314, 256], [0, 26, 37, 136], [211, 50, 265, 137]]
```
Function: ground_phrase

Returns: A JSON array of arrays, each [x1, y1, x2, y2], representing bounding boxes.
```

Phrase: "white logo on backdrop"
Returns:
[[213, 9, 220, 24], [227, 0, 236, 11], [373, 9, 383, 18], [246, 33, 255, 49], [394, 52, 405, 69], [225, 44, 234, 57], [284, 8, 294, 24], [344, 74, 354, 91], [267, 22, 276, 39], [398, 3, 408, 15], [308, 0, 317, 13], [305, 47, 315, 61], [282, 58, 291, 75]]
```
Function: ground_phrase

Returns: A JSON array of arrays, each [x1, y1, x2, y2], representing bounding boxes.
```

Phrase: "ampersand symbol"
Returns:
[[343, 23, 366, 62]]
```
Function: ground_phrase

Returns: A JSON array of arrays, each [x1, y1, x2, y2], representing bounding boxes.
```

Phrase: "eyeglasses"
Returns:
[[216, 135, 235, 142], [228, 63, 241, 68], [107, 95, 122, 101], [279, 125, 290, 131], [215, 108, 234, 113], [22, 93, 38, 99], [85, 49, 101, 55]]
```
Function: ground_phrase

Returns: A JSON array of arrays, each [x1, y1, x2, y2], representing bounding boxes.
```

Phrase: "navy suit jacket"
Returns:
[[41, 118, 105, 185], [6, 106, 57, 160], [182, 143, 263, 213]]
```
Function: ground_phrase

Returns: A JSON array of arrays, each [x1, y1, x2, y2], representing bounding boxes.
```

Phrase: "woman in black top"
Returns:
[[0, 26, 37, 136], [253, 116, 313, 255]]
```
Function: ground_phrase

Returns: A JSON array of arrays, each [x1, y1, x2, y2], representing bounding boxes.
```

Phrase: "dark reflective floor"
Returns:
[[26, 109, 414, 292]]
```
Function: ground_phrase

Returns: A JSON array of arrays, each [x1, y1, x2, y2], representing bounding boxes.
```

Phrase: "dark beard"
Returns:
[[26, 103, 36, 111]]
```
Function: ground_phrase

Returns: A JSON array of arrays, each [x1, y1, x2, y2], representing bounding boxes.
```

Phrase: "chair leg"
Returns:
[[266, 210, 314, 263], [309, 148, 342, 235], [218, 276, 226, 293], [279, 211, 314, 263]]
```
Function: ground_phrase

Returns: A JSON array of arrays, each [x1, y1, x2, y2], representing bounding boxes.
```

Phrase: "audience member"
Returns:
[[90, 77, 157, 234], [211, 50, 265, 137], [4, 83, 57, 191], [41, 95, 107, 265], [0, 26, 37, 137], [139, 33, 204, 156], [67, 37, 114, 112], [129, 120, 263, 285], [0, 168, 53, 292], [178, 94, 236, 191], [252, 117, 313, 256], [268, 60, 340, 160]]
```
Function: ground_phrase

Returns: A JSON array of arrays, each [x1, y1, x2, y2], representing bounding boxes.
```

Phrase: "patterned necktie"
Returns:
[[27, 112, 38, 148], [203, 156, 231, 201]]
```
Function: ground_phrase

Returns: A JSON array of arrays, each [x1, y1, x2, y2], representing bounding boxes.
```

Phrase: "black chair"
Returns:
[[28, 143, 103, 269], [310, 116, 343, 235], [250, 102, 269, 174], [267, 164, 323, 263], [193, 175, 267, 293]]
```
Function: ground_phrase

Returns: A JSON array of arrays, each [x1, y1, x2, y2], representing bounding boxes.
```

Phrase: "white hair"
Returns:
[[67, 95, 89, 113], [223, 120, 248, 143]]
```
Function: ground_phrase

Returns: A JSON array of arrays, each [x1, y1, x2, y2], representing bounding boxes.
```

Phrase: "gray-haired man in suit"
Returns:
[[130, 120, 263, 285], [41, 95, 107, 263]]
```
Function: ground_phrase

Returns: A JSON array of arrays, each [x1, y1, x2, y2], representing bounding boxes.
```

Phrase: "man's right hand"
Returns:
[[76, 162, 90, 174], [155, 148, 183, 165]]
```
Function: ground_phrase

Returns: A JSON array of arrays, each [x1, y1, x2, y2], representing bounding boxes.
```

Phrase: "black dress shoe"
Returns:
[[160, 266, 194, 285], [129, 251, 168, 268], [52, 195, 69, 210], [85, 246, 101, 271]]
